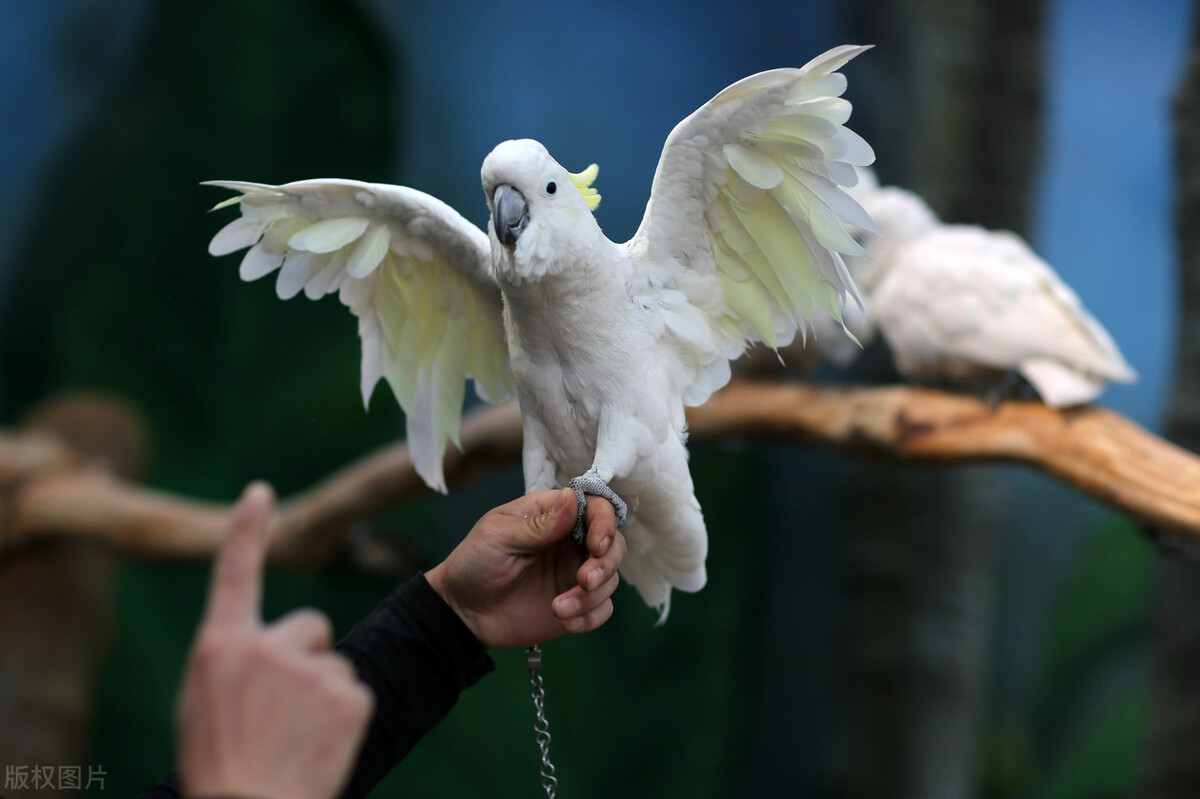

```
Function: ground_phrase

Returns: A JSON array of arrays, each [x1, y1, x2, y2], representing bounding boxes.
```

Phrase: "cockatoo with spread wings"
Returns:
[[206, 45, 876, 618]]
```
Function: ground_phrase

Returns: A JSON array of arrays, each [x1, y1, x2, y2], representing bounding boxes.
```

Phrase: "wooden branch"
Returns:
[[688, 381, 1200, 536], [2, 381, 1197, 564], [0, 400, 522, 566], [0, 394, 133, 783]]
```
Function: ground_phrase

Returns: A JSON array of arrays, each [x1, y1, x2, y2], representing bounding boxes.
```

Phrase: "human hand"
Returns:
[[177, 483, 374, 799], [425, 488, 627, 649]]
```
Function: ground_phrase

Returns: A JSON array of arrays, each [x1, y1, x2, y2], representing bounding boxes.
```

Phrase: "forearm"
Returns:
[[335, 573, 495, 799]]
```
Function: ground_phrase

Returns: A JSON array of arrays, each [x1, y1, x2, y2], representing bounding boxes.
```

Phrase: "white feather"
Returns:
[[204, 178, 514, 493], [238, 247, 283, 282], [210, 217, 264, 256], [628, 47, 875, 409], [289, 217, 370, 253]]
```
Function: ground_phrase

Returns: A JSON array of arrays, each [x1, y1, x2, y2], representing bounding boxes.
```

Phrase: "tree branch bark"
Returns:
[[687, 382, 1200, 536], [0, 394, 140, 799], [1, 381, 1195, 565]]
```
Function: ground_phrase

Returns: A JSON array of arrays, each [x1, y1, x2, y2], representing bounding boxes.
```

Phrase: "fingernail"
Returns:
[[588, 567, 604, 591], [559, 487, 575, 512], [241, 481, 275, 508], [233, 481, 274, 526], [555, 597, 582, 618], [597, 535, 612, 557]]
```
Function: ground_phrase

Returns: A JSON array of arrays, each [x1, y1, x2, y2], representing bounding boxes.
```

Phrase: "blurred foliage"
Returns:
[[1030, 521, 1151, 799], [983, 520, 1152, 799], [0, 0, 400, 499]]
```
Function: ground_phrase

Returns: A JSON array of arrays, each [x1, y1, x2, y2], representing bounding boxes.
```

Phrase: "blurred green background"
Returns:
[[0, 0, 1185, 796]]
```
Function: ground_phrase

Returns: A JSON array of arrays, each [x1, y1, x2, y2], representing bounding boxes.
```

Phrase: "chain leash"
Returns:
[[526, 644, 559, 798]]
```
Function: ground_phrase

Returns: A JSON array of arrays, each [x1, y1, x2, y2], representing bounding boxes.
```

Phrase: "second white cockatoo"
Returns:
[[205, 45, 876, 618], [815, 170, 1136, 407]]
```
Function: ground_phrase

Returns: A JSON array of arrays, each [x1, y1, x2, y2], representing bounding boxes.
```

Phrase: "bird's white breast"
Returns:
[[499, 262, 678, 484]]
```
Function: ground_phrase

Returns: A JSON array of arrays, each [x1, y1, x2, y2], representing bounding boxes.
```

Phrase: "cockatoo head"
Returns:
[[481, 139, 603, 282], [844, 185, 939, 292]]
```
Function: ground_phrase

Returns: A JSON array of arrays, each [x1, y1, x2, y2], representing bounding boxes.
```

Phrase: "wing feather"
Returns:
[[210, 216, 265, 256], [628, 45, 875, 404], [205, 178, 515, 491]]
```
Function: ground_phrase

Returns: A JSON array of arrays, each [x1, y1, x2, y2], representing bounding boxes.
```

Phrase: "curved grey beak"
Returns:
[[493, 184, 529, 247]]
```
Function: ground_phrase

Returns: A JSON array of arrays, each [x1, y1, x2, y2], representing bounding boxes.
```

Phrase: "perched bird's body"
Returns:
[[827, 179, 1137, 407], [206, 46, 877, 617]]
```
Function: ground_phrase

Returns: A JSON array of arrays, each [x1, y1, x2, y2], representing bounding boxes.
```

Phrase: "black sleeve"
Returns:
[[136, 770, 182, 798], [138, 573, 495, 799], [336, 573, 495, 798]]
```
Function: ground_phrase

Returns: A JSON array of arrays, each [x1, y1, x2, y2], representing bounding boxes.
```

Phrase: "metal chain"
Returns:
[[526, 645, 558, 798]]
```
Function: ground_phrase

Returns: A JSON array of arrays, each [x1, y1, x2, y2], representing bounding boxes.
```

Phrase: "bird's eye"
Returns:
[[546, 181, 557, 195]]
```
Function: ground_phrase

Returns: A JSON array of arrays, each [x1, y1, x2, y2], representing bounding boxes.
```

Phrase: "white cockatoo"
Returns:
[[205, 45, 876, 618], [813, 170, 1137, 407]]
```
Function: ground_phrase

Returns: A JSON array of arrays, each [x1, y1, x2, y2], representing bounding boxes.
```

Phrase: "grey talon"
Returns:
[[567, 480, 589, 546], [567, 472, 628, 547]]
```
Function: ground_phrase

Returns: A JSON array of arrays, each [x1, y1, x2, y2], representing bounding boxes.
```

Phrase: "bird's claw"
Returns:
[[986, 370, 1036, 408], [567, 470, 627, 546]]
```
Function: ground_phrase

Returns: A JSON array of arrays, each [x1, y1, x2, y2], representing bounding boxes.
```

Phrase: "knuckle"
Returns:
[[590, 601, 615, 630], [300, 608, 334, 639], [349, 683, 375, 718], [328, 652, 359, 680], [327, 677, 374, 724], [270, 607, 333, 649], [471, 516, 503, 543], [612, 531, 628, 557], [599, 573, 620, 597], [190, 630, 230, 669], [245, 634, 286, 668], [562, 616, 586, 634], [286, 657, 327, 691], [530, 510, 555, 537]]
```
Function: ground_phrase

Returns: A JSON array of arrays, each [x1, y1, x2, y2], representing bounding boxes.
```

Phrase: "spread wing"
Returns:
[[627, 44, 876, 405], [206, 178, 514, 492]]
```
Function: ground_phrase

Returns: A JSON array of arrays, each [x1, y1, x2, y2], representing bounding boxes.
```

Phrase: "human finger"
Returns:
[[202, 482, 275, 630], [584, 496, 619, 557], [554, 572, 619, 620], [496, 487, 574, 520], [496, 487, 577, 550], [579, 526, 626, 592], [561, 597, 614, 634], [262, 608, 334, 653], [320, 651, 361, 683]]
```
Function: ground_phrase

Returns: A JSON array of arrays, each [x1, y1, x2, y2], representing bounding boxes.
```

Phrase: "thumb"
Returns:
[[515, 487, 577, 550]]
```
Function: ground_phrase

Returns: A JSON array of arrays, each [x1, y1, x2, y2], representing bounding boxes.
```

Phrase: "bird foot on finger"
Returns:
[[567, 470, 627, 546]]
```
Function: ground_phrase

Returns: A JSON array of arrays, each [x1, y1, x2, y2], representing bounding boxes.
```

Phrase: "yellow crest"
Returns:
[[569, 163, 601, 211]]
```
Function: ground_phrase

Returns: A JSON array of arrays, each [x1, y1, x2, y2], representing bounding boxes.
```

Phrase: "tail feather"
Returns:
[[1020, 358, 1107, 408], [620, 545, 674, 624], [616, 497, 708, 624]]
